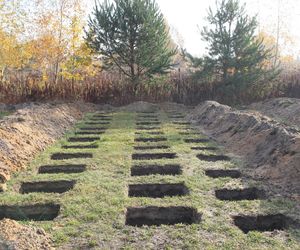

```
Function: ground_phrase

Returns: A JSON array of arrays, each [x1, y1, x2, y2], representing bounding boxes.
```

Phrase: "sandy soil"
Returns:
[[0, 219, 53, 250], [0, 102, 99, 188], [249, 98, 300, 129], [188, 99, 300, 199]]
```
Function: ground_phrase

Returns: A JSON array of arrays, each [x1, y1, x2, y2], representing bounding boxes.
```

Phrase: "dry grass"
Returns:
[[0, 67, 299, 106]]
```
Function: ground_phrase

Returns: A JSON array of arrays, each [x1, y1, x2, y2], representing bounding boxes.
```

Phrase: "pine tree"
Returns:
[[201, 0, 278, 102], [85, 0, 176, 91]]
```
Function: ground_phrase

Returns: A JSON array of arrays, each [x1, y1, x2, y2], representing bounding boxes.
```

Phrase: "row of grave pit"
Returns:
[[0, 111, 297, 234]]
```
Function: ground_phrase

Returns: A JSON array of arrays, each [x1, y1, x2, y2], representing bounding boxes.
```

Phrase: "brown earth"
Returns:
[[249, 97, 300, 129], [0, 219, 53, 250], [188, 99, 300, 199], [0, 102, 102, 185]]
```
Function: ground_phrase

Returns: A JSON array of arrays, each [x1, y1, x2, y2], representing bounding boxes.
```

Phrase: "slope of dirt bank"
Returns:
[[0, 219, 52, 250], [249, 98, 300, 129], [0, 102, 101, 188], [188, 100, 300, 198]]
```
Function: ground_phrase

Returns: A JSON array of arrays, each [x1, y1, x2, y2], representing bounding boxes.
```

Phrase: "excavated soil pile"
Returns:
[[249, 98, 300, 129], [188, 100, 300, 197], [0, 102, 98, 189], [0, 219, 52, 250]]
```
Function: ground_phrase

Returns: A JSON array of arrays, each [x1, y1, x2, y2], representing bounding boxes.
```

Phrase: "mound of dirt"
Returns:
[[0, 102, 97, 185], [249, 98, 300, 129], [0, 219, 52, 250], [188, 100, 300, 198]]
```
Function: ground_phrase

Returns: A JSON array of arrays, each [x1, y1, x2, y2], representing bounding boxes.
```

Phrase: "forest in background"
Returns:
[[0, 0, 300, 105]]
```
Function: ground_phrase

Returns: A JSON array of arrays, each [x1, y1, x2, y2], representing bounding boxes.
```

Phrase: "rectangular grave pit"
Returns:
[[79, 127, 107, 131], [172, 121, 191, 125], [0, 204, 60, 221], [179, 132, 201, 136], [62, 144, 98, 149], [136, 122, 161, 126], [184, 138, 210, 143], [136, 111, 157, 114], [90, 117, 112, 121], [51, 153, 93, 160], [131, 164, 182, 176], [132, 153, 177, 160], [85, 122, 110, 125], [92, 114, 112, 117], [136, 127, 160, 130], [129, 183, 188, 198], [137, 116, 158, 119], [20, 180, 76, 194], [169, 115, 185, 119], [75, 131, 104, 135], [68, 137, 100, 142], [135, 137, 167, 143], [135, 131, 164, 135], [215, 187, 265, 201], [39, 164, 86, 174], [197, 154, 230, 162], [191, 146, 217, 151], [134, 145, 170, 150], [205, 169, 241, 178], [125, 206, 201, 226], [233, 214, 293, 233], [136, 117, 159, 121]]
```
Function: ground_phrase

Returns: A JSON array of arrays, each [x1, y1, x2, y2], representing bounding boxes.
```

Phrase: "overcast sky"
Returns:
[[85, 0, 300, 57]]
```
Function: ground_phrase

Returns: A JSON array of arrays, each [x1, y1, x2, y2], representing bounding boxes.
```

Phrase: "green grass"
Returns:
[[0, 110, 299, 249], [0, 111, 11, 119]]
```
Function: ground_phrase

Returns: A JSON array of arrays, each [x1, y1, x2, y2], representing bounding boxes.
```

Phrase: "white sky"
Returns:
[[85, 0, 300, 58]]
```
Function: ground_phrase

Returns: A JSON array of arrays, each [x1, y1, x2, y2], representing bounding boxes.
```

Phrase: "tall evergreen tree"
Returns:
[[85, 0, 176, 91], [200, 0, 278, 101]]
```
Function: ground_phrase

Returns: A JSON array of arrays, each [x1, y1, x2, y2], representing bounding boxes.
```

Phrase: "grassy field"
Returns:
[[1, 109, 300, 249]]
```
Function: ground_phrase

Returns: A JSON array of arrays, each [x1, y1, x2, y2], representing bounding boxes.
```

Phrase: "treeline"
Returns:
[[0, 0, 299, 105]]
